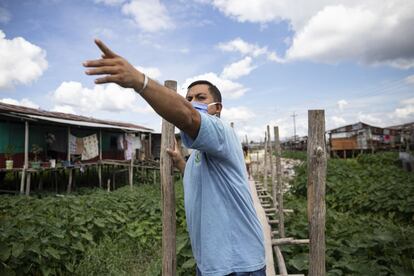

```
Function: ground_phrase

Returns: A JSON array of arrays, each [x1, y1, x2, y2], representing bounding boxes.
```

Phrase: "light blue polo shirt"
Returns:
[[181, 112, 265, 276]]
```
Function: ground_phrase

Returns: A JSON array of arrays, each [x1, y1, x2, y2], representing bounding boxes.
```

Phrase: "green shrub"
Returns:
[[283, 152, 414, 275]]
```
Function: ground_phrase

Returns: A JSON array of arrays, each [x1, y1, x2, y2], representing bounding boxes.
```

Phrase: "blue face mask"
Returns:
[[191, 101, 219, 114]]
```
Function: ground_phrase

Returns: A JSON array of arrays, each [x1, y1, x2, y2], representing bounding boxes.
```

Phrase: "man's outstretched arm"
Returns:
[[83, 39, 200, 140]]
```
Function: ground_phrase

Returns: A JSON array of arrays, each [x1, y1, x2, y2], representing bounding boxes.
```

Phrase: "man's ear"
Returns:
[[215, 102, 223, 116]]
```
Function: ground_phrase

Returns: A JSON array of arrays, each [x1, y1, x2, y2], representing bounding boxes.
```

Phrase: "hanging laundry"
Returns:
[[117, 134, 125, 150], [82, 134, 99, 160], [124, 134, 142, 160], [76, 138, 84, 155]]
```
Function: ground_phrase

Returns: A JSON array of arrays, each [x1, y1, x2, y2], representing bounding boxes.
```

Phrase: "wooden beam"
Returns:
[[307, 110, 327, 276], [20, 121, 29, 194], [274, 246, 288, 276], [263, 131, 268, 191], [129, 152, 134, 189], [274, 126, 285, 238], [272, 238, 310, 246], [161, 80, 177, 276]]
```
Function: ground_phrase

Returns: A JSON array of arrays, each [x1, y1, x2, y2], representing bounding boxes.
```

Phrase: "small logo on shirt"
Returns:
[[195, 151, 201, 164]]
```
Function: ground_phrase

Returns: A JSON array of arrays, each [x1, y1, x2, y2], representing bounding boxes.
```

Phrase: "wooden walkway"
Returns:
[[249, 179, 276, 276]]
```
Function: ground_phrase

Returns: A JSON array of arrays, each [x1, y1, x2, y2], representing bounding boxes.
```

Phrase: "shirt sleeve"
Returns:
[[180, 112, 229, 158]]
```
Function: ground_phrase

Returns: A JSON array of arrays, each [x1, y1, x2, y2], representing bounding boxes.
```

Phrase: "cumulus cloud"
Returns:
[[394, 97, 414, 118], [180, 72, 248, 100], [51, 105, 76, 114], [221, 106, 256, 123], [135, 66, 162, 80], [337, 99, 348, 110], [94, 0, 126, 6], [217, 37, 282, 62], [330, 115, 346, 127], [0, 98, 39, 109], [405, 75, 414, 85], [209, 0, 414, 69], [221, 57, 256, 80], [0, 30, 48, 90], [52, 81, 152, 114], [358, 112, 382, 125], [0, 7, 11, 23], [122, 0, 173, 32]]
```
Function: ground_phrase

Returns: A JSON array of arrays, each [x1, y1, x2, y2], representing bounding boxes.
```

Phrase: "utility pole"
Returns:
[[291, 112, 298, 142]]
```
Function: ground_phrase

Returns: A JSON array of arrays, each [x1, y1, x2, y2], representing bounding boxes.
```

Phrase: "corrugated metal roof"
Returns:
[[0, 102, 153, 132]]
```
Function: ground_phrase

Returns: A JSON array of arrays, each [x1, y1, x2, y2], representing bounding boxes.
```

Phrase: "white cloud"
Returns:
[[217, 37, 282, 62], [337, 99, 348, 110], [217, 37, 267, 57], [94, 0, 126, 6], [52, 81, 152, 114], [221, 57, 256, 80], [51, 105, 76, 114], [221, 106, 255, 123], [358, 112, 382, 125], [405, 75, 414, 84], [394, 97, 414, 118], [121, 0, 173, 32], [0, 30, 48, 90], [135, 66, 162, 80], [0, 7, 11, 23], [395, 105, 414, 118], [330, 115, 346, 127], [0, 98, 39, 109], [209, 1, 414, 69], [180, 72, 248, 100]]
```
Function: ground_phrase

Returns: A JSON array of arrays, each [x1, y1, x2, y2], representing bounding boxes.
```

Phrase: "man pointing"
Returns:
[[84, 39, 265, 276]]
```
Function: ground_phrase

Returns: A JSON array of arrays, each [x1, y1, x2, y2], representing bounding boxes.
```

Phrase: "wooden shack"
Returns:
[[0, 102, 154, 194], [327, 122, 400, 158]]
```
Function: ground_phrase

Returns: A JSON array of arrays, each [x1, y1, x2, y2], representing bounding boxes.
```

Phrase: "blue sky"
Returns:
[[1, 0, 413, 141]]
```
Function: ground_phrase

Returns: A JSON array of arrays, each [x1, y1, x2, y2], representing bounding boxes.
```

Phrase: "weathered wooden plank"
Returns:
[[272, 238, 310, 246], [274, 126, 285, 238], [307, 110, 327, 276], [161, 80, 177, 276], [274, 246, 288, 276]]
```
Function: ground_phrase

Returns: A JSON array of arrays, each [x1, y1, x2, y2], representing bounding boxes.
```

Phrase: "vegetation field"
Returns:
[[0, 178, 195, 276], [282, 152, 414, 275], [1, 152, 413, 275]]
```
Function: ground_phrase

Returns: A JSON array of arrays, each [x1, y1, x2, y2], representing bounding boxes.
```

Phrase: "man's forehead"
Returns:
[[186, 84, 211, 96]]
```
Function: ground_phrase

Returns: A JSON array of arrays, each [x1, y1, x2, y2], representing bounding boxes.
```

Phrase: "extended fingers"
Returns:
[[95, 39, 118, 58], [83, 58, 115, 67], [85, 66, 119, 76], [94, 75, 119, 84]]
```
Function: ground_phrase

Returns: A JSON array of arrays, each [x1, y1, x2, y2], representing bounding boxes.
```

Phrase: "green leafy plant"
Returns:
[[283, 152, 414, 275], [31, 144, 43, 162], [4, 144, 14, 160]]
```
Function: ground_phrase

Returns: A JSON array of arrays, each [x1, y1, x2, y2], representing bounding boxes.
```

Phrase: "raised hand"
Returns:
[[83, 39, 145, 91]]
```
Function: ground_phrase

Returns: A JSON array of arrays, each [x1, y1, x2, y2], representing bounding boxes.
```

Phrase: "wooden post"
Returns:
[[161, 80, 177, 276], [25, 172, 31, 196], [256, 151, 259, 176], [263, 132, 268, 191], [149, 132, 152, 160], [67, 126, 73, 193], [274, 246, 288, 276], [268, 125, 275, 196], [99, 129, 102, 188], [129, 152, 134, 189], [307, 110, 327, 276], [20, 121, 29, 194], [274, 126, 285, 238]]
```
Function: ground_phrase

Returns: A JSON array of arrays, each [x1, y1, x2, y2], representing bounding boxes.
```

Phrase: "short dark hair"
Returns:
[[187, 80, 222, 103]]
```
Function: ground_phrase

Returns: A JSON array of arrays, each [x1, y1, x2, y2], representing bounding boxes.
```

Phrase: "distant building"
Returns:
[[327, 121, 404, 158]]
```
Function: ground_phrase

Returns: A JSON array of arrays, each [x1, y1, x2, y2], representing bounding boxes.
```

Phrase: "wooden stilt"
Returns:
[[161, 80, 177, 276]]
